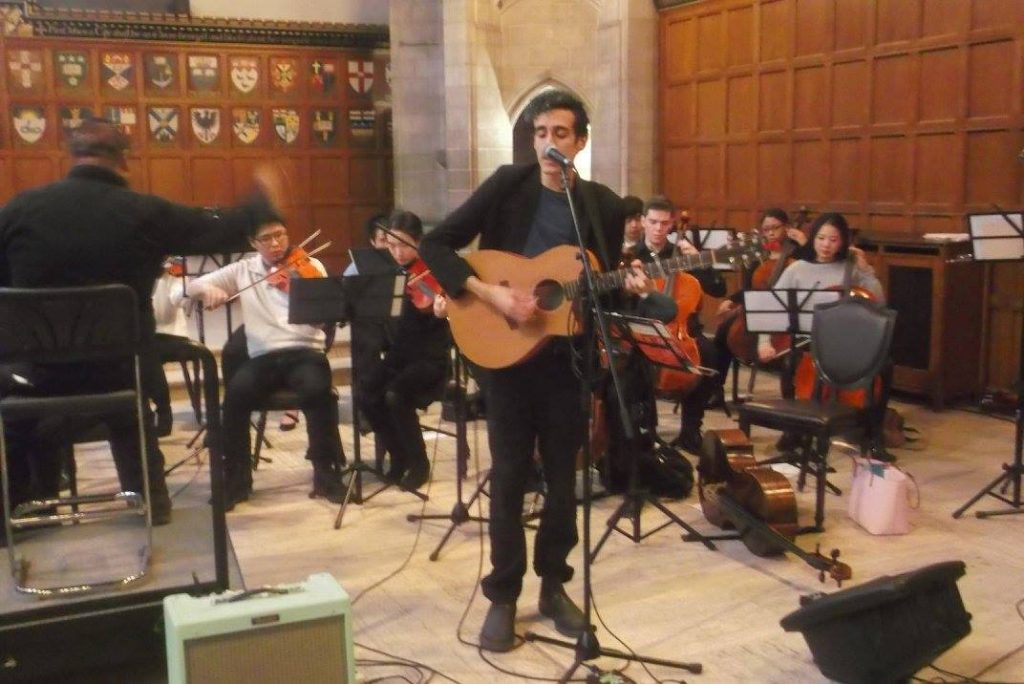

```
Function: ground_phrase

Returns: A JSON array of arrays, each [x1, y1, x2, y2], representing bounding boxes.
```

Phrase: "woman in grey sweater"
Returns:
[[758, 212, 884, 362]]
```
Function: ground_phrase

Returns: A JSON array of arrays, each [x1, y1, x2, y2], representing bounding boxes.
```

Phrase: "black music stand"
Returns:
[[953, 210, 1024, 519], [403, 351, 494, 560], [742, 288, 844, 496], [591, 312, 716, 561]]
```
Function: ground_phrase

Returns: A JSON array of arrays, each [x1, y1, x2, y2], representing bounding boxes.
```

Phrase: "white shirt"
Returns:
[[187, 253, 327, 358]]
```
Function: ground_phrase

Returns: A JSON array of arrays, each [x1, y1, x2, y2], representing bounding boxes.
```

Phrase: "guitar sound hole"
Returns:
[[534, 280, 564, 311]]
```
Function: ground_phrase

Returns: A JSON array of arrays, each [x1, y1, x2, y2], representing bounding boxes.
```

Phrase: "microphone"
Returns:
[[543, 144, 573, 168]]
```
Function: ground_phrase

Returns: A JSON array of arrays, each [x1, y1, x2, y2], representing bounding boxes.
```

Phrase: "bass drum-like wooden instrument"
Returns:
[[653, 271, 703, 396]]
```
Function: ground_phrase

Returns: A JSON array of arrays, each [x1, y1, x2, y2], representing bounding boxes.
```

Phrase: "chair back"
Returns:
[[810, 296, 896, 396], [0, 285, 140, 365]]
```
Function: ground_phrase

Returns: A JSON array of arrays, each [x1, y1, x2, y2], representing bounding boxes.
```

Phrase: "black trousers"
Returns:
[[3, 359, 166, 506], [359, 356, 446, 475], [221, 347, 343, 487], [677, 334, 718, 432], [481, 344, 585, 604]]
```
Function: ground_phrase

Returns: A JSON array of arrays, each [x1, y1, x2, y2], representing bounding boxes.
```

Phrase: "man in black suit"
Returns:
[[421, 90, 670, 652], [0, 118, 281, 526]]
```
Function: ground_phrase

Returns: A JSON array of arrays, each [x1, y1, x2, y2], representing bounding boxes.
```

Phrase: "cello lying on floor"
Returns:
[[697, 429, 851, 586]]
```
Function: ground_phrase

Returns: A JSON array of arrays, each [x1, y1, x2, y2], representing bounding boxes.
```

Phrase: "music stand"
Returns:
[[589, 312, 716, 561], [953, 209, 1024, 519], [297, 274, 430, 529], [690, 227, 737, 271], [741, 288, 844, 497]]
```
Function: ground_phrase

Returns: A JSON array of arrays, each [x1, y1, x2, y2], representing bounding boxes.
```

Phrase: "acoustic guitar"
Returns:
[[446, 236, 765, 369]]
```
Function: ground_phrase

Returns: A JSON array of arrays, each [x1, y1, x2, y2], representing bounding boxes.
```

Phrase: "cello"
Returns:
[[698, 429, 851, 585], [723, 208, 810, 364], [651, 213, 703, 396]]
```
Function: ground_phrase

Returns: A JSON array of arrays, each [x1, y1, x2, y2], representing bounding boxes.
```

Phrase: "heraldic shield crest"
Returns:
[[60, 106, 93, 141], [312, 109, 337, 145], [272, 108, 299, 144], [233, 108, 260, 145], [56, 51, 88, 89], [348, 60, 373, 95], [310, 59, 336, 94], [104, 105, 137, 136], [230, 57, 259, 94], [189, 55, 220, 92], [8, 49, 43, 91], [270, 58, 298, 94], [191, 107, 221, 144], [148, 106, 179, 143], [145, 53, 176, 91], [13, 106, 46, 144], [102, 52, 134, 91]]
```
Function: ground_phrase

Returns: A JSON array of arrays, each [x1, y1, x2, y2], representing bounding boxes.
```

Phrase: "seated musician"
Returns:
[[144, 258, 190, 437], [620, 195, 644, 258], [632, 196, 726, 454], [359, 211, 451, 492], [757, 212, 884, 363], [187, 220, 345, 511], [712, 208, 809, 382]]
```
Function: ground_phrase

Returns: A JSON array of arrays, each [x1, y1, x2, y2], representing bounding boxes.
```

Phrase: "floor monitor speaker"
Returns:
[[780, 560, 970, 684]]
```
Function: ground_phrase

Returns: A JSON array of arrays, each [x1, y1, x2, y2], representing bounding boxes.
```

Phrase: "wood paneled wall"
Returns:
[[0, 24, 391, 274], [659, 0, 1024, 392]]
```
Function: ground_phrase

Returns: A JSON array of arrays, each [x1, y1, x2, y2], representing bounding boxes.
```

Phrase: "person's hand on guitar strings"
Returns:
[[466, 275, 537, 324]]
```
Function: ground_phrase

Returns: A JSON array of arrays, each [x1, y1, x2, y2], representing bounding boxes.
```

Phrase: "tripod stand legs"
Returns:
[[953, 391, 1024, 519], [523, 630, 702, 681], [592, 490, 716, 561], [408, 471, 491, 561]]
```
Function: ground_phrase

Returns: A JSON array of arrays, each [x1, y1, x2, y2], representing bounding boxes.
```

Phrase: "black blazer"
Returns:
[[420, 163, 626, 298]]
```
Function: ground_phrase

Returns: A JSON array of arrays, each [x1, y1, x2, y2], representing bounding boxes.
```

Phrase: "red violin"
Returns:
[[266, 246, 324, 293], [404, 258, 443, 311]]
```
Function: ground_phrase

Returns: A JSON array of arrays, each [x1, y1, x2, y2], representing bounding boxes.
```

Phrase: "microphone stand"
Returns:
[[522, 160, 701, 681]]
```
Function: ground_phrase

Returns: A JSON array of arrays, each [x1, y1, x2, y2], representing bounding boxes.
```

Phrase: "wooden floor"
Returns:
[[18, 368, 1024, 683]]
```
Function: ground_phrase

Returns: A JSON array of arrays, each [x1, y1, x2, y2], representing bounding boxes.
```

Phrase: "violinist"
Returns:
[[144, 257, 191, 437], [757, 212, 885, 363], [632, 196, 726, 454], [359, 210, 450, 492], [187, 220, 346, 511]]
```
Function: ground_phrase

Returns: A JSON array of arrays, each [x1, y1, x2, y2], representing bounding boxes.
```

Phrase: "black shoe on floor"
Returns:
[[311, 463, 345, 503], [538, 579, 587, 638], [479, 602, 516, 652], [672, 428, 704, 456], [399, 459, 430, 492]]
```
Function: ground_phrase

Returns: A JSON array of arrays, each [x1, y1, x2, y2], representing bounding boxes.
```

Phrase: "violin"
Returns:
[[266, 245, 324, 293], [163, 256, 185, 278], [403, 257, 443, 311]]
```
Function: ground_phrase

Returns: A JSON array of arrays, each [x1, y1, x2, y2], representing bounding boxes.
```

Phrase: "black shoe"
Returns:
[[311, 463, 345, 503], [538, 580, 587, 638], [399, 459, 430, 492], [479, 602, 516, 652], [672, 428, 703, 456]]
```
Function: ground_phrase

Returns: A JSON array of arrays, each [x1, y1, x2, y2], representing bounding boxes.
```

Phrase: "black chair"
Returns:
[[736, 296, 897, 532], [0, 285, 152, 597]]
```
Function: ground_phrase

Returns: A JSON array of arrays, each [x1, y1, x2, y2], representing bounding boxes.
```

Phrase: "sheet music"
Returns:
[[967, 213, 1024, 261]]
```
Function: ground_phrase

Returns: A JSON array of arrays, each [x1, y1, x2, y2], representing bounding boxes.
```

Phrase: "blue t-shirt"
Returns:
[[522, 187, 576, 257]]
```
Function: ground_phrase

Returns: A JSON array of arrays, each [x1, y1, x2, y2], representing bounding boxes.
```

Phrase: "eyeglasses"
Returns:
[[253, 230, 288, 245]]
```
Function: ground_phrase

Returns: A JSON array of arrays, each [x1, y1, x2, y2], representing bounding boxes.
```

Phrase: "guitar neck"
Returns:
[[563, 250, 720, 299]]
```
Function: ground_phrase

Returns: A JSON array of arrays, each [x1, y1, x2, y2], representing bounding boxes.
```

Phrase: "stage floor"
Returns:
[[6, 364, 1024, 683]]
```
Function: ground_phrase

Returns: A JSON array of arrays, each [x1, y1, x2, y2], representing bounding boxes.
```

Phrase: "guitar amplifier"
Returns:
[[163, 573, 355, 684]]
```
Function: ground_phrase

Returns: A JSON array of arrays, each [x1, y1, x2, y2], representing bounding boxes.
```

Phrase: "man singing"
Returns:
[[420, 89, 665, 652]]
